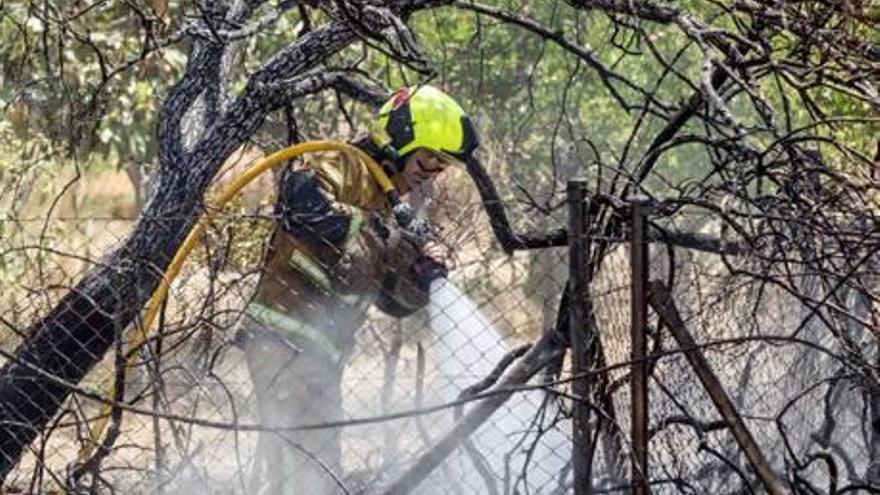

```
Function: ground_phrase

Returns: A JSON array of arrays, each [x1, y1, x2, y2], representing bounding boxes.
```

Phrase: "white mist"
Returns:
[[421, 279, 571, 494]]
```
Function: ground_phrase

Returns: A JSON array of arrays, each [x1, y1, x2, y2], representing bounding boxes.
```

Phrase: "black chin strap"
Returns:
[[353, 136, 406, 174]]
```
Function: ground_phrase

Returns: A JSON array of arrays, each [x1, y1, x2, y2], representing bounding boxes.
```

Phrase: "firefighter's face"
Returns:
[[402, 149, 450, 190]]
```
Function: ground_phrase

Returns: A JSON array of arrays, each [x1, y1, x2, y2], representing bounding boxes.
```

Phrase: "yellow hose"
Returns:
[[79, 140, 392, 463]]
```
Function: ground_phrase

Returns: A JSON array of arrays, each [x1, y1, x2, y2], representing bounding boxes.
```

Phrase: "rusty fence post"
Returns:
[[567, 179, 593, 495], [630, 199, 650, 494]]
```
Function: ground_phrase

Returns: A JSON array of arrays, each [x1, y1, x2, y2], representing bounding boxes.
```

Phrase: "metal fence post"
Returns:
[[630, 198, 650, 494], [567, 179, 593, 494]]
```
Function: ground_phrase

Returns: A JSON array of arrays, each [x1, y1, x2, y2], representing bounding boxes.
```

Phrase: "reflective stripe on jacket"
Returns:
[[250, 148, 428, 356]]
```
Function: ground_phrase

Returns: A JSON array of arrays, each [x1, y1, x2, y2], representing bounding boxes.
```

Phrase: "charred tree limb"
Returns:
[[380, 287, 571, 495], [465, 156, 746, 255], [567, 180, 593, 494], [381, 332, 565, 495], [453, 343, 530, 495], [255, 70, 389, 109], [648, 280, 788, 495], [564, 0, 681, 23]]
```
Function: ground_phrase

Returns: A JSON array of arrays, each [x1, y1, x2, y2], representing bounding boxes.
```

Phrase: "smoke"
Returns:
[[415, 279, 571, 494], [146, 280, 571, 495]]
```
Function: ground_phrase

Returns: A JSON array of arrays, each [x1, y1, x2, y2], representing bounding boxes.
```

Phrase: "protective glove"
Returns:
[[392, 201, 431, 248], [410, 254, 448, 292]]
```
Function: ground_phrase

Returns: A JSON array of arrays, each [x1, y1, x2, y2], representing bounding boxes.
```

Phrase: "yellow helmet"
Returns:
[[373, 85, 479, 166]]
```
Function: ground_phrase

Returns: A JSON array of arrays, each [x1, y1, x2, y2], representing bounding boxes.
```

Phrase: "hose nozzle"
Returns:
[[393, 201, 430, 247]]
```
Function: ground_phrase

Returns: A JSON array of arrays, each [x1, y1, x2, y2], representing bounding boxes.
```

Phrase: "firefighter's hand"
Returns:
[[371, 211, 425, 250], [402, 217, 430, 247], [411, 254, 448, 292], [371, 210, 427, 244]]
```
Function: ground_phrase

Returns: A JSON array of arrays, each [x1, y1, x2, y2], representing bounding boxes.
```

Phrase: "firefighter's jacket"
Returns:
[[244, 148, 428, 362]]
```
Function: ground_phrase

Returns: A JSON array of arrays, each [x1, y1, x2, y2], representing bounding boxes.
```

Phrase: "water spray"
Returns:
[[420, 279, 571, 492]]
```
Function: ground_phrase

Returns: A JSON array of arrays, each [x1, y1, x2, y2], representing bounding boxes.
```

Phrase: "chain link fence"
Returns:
[[1, 163, 877, 494], [0, 162, 575, 495]]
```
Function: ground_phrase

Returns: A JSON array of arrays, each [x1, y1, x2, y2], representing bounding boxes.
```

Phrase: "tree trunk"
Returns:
[[0, 16, 363, 481]]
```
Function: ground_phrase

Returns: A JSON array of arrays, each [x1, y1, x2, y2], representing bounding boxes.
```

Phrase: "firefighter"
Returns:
[[238, 85, 479, 494]]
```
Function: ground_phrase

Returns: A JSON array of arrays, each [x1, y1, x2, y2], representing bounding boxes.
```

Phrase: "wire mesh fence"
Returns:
[[1, 165, 877, 495], [0, 159, 575, 495]]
